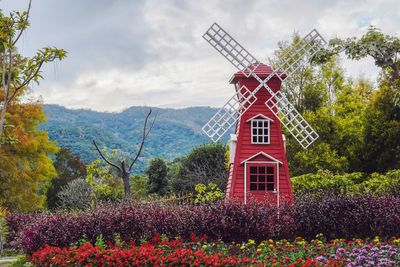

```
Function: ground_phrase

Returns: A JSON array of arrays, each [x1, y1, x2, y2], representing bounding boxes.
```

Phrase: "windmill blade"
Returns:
[[273, 29, 326, 81], [203, 23, 261, 78], [202, 85, 257, 142], [265, 91, 319, 149]]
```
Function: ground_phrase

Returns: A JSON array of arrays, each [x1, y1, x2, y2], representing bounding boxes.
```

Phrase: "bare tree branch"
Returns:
[[92, 139, 122, 172], [128, 108, 155, 172]]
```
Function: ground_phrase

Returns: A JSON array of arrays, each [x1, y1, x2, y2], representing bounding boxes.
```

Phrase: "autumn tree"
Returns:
[[0, 103, 58, 211]]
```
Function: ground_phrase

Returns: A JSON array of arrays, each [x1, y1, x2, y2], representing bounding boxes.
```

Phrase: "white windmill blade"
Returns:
[[203, 23, 261, 78], [202, 85, 257, 142], [265, 91, 319, 149]]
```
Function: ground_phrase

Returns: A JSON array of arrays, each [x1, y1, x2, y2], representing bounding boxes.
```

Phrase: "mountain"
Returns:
[[41, 104, 227, 172]]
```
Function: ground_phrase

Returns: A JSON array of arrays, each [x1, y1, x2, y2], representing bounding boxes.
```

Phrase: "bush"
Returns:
[[5, 212, 43, 250], [292, 169, 400, 197], [57, 179, 94, 210], [294, 194, 400, 240], [194, 183, 224, 204], [16, 195, 400, 254]]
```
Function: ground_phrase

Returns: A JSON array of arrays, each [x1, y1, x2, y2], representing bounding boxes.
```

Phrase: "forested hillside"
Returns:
[[41, 105, 224, 171]]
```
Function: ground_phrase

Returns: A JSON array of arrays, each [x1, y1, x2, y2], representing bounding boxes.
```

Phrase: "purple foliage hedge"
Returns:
[[7, 195, 400, 254]]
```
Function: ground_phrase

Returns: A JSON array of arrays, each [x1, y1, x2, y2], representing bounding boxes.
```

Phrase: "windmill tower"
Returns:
[[201, 23, 326, 205]]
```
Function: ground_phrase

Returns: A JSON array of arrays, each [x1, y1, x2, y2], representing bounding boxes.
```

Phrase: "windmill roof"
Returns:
[[229, 62, 286, 84]]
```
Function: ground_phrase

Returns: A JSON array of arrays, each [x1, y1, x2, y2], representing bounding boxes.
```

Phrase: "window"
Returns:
[[251, 119, 270, 144], [249, 165, 275, 191]]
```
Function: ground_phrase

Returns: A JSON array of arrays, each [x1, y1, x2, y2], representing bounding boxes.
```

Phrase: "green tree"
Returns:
[[146, 158, 168, 196], [361, 79, 400, 172], [130, 174, 148, 199], [170, 143, 227, 194], [273, 35, 376, 175], [46, 148, 87, 209], [85, 159, 123, 202], [314, 26, 400, 104]]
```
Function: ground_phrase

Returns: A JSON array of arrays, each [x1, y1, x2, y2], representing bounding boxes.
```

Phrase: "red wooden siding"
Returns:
[[226, 63, 294, 205]]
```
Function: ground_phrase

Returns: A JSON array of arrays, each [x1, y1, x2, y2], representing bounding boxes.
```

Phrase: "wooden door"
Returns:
[[246, 162, 278, 203]]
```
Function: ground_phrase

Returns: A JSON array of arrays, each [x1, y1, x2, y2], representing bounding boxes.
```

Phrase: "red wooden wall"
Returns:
[[226, 63, 294, 205]]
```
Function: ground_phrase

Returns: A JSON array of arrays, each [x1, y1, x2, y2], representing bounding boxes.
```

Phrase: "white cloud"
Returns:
[[2, 0, 399, 111]]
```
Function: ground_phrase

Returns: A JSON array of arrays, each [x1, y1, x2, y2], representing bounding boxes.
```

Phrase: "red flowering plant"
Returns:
[[30, 233, 400, 267]]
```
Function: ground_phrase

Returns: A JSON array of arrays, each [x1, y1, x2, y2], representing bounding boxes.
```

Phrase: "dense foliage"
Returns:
[[46, 148, 87, 209], [0, 103, 58, 212], [170, 143, 227, 194], [292, 169, 400, 197], [146, 158, 168, 196], [6, 195, 399, 254], [30, 236, 400, 267]]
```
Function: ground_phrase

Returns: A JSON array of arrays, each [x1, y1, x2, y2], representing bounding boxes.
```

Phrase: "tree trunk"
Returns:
[[122, 170, 131, 202], [0, 99, 8, 148]]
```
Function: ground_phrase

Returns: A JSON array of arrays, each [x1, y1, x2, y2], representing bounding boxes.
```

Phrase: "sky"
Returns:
[[1, 0, 400, 112]]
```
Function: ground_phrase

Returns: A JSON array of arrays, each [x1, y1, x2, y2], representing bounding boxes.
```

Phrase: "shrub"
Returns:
[[194, 183, 224, 204], [57, 179, 94, 210], [292, 169, 400, 197], [16, 195, 400, 254], [294, 194, 400, 240], [5, 212, 42, 250], [19, 201, 286, 254]]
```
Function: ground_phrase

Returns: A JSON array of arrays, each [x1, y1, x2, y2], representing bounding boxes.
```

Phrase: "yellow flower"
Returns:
[[202, 245, 207, 249], [240, 245, 246, 250], [256, 248, 262, 252], [268, 239, 274, 244], [248, 239, 255, 245]]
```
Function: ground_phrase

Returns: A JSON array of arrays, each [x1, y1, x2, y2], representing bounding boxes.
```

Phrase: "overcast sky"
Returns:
[[2, 0, 399, 112]]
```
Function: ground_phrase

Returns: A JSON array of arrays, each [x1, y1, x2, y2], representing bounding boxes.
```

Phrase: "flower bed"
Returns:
[[14, 195, 400, 254], [30, 235, 400, 267]]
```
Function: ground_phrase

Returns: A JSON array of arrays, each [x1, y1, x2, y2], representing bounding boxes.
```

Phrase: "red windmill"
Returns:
[[201, 23, 326, 205]]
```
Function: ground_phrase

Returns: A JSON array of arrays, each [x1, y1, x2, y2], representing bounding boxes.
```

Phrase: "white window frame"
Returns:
[[251, 119, 270, 144]]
